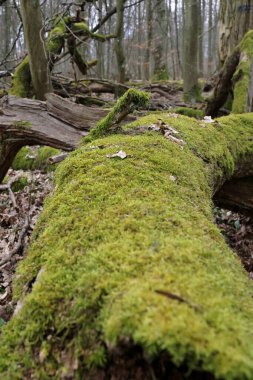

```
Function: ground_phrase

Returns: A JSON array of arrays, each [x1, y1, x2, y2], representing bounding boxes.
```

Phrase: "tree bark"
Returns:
[[205, 46, 240, 117], [215, 176, 253, 216], [0, 89, 149, 182], [115, 0, 126, 84], [144, 0, 152, 80], [20, 0, 52, 100], [183, 0, 199, 102], [219, 0, 253, 65]]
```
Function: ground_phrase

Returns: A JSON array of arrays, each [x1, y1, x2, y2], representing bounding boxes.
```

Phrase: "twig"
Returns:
[[155, 290, 202, 312], [0, 174, 23, 209], [0, 216, 30, 268], [0, 23, 22, 68], [48, 152, 68, 164]]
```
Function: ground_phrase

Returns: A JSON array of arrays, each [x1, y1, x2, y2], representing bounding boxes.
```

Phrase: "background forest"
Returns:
[[0, 0, 220, 82]]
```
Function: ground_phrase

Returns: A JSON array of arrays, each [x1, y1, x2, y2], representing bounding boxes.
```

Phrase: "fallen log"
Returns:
[[1, 111, 253, 379], [0, 89, 148, 183]]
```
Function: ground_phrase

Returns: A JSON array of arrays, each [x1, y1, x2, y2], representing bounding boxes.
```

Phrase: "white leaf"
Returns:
[[106, 150, 127, 159]]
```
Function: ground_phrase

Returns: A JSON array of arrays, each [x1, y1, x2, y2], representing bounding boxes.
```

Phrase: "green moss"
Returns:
[[47, 18, 70, 55], [87, 88, 151, 140], [174, 107, 204, 119], [152, 67, 170, 81], [1, 111, 253, 378], [232, 30, 253, 113], [9, 56, 32, 98], [72, 22, 89, 35], [12, 146, 60, 172], [11, 176, 28, 192], [184, 82, 203, 103], [13, 121, 32, 129]]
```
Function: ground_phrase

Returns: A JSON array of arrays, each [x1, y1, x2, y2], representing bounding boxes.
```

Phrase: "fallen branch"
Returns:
[[155, 290, 202, 312], [48, 152, 68, 164], [0, 174, 23, 209]]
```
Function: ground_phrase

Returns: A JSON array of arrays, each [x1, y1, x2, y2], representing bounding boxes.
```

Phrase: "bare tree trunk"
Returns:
[[144, 0, 152, 80], [207, 0, 213, 74], [152, 0, 169, 80], [115, 0, 126, 84], [198, 0, 203, 77], [97, 0, 104, 78], [183, 0, 199, 102], [20, 0, 52, 100], [174, 0, 182, 78]]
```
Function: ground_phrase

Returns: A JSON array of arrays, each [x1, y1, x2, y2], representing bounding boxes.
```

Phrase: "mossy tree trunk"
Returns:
[[206, 30, 253, 117], [1, 109, 253, 379], [219, 0, 253, 66], [20, 0, 52, 100], [0, 89, 148, 183]]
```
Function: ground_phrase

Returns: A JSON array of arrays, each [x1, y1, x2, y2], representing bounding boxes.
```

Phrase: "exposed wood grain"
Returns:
[[0, 94, 107, 182]]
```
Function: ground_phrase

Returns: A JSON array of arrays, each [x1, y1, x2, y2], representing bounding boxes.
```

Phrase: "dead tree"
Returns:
[[0, 89, 150, 183]]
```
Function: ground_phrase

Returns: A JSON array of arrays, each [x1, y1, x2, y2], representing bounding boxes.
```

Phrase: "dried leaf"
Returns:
[[106, 150, 127, 159], [202, 116, 215, 123]]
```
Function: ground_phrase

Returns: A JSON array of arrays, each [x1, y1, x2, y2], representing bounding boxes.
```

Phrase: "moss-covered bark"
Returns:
[[207, 30, 253, 117], [9, 56, 32, 98], [1, 112, 253, 379], [10, 16, 114, 98], [232, 30, 253, 113], [12, 146, 60, 172]]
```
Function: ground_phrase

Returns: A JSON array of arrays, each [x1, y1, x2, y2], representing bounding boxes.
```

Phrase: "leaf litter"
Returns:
[[0, 168, 54, 322]]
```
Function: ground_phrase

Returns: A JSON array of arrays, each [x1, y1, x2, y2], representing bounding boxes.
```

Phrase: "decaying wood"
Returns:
[[205, 47, 240, 117], [214, 176, 253, 216], [48, 153, 68, 164], [0, 94, 107, 183], [52, 75, 182, 107]]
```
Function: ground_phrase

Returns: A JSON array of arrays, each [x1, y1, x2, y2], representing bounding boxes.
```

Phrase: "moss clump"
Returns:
[[152, 67, 170, 81], [87, 88, 151, 140], [184, 82, 203, 103], [13, 121, 32, 129], [12, 146, 60, 172], [47, 17, 70, 56], [232, 30, 253, 113], [71, 22, 89, 35], [9, 56, 32, 98], [1, 112, 253, 378], [11, 176, 28, 192], [174, 107, 204, 119]]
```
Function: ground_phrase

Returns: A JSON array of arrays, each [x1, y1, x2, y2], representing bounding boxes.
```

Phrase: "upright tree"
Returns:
[[144, 0, 152, 80], [183, 0, 199, 102], [20, 0, 52, 100], [152, 0, 169, 80], [115, 0, 126, 83]]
